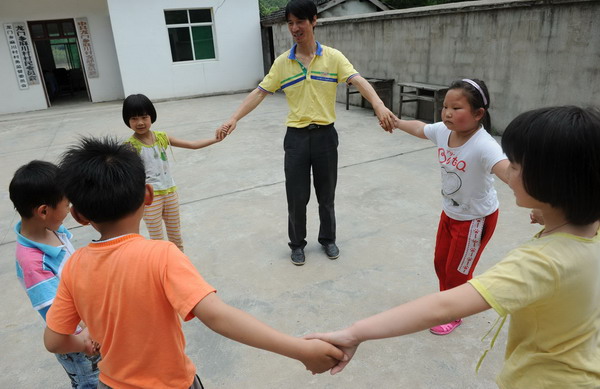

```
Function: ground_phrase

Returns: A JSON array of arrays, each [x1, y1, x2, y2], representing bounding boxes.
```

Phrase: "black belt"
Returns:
[[288, 123, 334, 130]]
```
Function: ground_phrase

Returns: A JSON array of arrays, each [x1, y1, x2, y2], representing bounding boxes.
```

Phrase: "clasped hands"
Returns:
[[80, 327, 101, 356], [215, 118, 237, 140], [301, 328, 360, 375], [375, 103, 399, 133]]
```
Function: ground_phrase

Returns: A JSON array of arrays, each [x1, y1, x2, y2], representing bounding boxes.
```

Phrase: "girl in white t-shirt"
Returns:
[[389, 79, 509, 335], [123, 94, 221, 251]]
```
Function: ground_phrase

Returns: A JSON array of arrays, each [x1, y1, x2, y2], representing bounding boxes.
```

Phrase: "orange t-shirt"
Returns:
[[46, 234, 216, 389]]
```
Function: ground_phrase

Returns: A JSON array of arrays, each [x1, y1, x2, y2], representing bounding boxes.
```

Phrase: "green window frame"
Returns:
[[50, 38, 81, 70], [164, 9, 216, 62]]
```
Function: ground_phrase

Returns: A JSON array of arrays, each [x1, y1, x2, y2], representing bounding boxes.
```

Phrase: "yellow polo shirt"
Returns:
[[259, 42, 358, 128]]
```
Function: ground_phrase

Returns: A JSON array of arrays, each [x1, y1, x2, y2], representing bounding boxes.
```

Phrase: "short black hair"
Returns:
[[58, 137, 146, 224], [448, 79, 491, 131], [122, 94, 157, 127], [501, 106, 600, 225], [9, 160, 64, 218], [285, 0, 317, 21]]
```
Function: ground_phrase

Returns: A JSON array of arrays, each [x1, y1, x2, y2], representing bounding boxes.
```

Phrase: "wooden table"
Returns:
[[397, 81, 448, 122], [346, 77, 394, 114]]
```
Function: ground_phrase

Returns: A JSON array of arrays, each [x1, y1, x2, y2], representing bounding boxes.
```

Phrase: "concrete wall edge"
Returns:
[[317, 0, 596, 25]]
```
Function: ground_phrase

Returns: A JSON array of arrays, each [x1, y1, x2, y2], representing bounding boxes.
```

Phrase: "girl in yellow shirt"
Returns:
[[308, 106, 600, 388]]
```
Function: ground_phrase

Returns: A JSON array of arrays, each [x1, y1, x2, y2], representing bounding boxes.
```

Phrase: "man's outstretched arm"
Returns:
[[349, 75, 397, 133], [216, 88, 269, 139]]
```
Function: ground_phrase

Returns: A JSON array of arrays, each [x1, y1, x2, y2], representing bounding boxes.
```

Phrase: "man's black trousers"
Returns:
[[284, 124, 338, 250]]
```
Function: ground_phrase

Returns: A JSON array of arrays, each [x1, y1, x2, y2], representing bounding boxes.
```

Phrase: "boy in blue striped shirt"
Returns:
[[10, 160, 99, 388]]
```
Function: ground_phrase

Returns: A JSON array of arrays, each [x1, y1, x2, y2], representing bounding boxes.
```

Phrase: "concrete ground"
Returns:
[[0, 93, 539, 388]]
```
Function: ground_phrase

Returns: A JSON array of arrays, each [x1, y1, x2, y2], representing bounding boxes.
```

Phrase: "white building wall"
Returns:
[[107, 0, 264, 100], [0, 0, 124, 115]]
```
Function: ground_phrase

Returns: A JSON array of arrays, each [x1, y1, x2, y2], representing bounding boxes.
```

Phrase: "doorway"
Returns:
[[28, 19, 91, 107]]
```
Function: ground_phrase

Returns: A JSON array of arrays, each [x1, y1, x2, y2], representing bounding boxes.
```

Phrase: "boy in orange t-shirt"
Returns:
[[44, 137, 344, 389]]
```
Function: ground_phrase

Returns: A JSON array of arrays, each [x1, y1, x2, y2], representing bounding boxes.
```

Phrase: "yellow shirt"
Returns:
[[259, 42, 358, 128], [469, 231, 600, 388]]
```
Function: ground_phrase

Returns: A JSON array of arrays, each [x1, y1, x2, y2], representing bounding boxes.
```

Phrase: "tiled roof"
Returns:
[[260, 0, 388, 26], [261, 8, 286, 26]]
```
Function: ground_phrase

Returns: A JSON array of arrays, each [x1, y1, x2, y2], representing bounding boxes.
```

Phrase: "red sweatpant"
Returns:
[[434, 209, 499, 291]]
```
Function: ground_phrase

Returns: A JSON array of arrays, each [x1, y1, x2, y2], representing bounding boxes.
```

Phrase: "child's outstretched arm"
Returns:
[[491, 159, 510, 184], [168, 135, 221, 150], [305, 283, 491, 374], [193, 292, 346, 374], [44, 326, 97, 356], [391, 118, 428, 139]]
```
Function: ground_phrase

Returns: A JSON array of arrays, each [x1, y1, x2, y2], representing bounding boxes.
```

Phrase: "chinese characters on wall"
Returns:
[[75, 17, 99, 78], [4, 23, 38, 89], [14, 23, 39, 85]]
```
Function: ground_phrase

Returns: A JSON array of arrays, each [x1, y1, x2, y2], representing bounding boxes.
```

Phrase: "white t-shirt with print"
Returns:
[[424, 122, 506, 220]]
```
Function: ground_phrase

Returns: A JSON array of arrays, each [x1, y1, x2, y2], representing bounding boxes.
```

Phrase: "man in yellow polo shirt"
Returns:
[[217, 0, 395, 266]]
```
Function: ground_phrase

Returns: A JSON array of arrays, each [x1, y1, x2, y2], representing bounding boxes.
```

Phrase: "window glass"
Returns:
[[62, 22, 75, 36], [51, 41, 70, 69], [68, 40, 81, 69], [31, 24, 45, 39], [47, 23, 60, 37], [168, 27, 193, 61], [165, 10, 188, 25], [50, 38, 80, 70], [189, 9, 212, 23], [192, 26, 215, 60], [165, 8, 216, 62]]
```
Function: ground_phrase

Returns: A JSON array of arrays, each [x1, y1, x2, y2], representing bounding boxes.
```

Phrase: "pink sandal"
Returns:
[[430, 319, 462, 335]]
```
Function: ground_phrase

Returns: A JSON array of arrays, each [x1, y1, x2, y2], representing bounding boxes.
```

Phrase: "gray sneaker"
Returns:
[[290, 248, 305, 266], [322, 243, 339, 259]]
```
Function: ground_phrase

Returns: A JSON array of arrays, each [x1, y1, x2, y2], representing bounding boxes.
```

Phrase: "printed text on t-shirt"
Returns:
[[438, 148, 467, 172]]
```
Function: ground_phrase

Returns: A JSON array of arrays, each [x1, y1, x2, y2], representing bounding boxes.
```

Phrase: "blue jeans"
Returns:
[[55, 352, 100, 389], [98, 374, 204, 389]]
